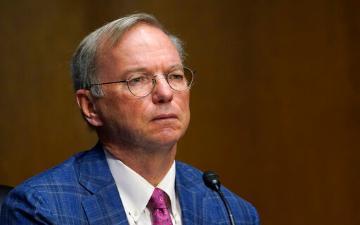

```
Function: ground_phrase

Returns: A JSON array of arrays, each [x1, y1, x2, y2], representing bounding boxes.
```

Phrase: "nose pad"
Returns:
[[152, 75, 171, 89], [151, 75, 173, 103]]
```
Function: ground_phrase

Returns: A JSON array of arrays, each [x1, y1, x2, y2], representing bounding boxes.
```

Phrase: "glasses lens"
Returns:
[[127, 75, 153, 97], [167, 67, 194, 91]]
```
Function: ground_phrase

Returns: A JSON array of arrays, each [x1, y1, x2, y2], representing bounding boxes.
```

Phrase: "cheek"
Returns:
[[124, 100, 151, 123], [179, 93, 190, 110], [98, 93, 131, 121], [176, 93, 191, 120]]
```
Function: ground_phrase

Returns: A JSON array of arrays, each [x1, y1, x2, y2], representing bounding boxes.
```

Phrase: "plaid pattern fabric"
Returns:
[[0, 143, 259, 225]]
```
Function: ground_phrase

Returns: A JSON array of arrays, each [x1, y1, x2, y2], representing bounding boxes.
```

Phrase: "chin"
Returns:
[[144, 121, 188, 147], [150, 129, 182, 146]]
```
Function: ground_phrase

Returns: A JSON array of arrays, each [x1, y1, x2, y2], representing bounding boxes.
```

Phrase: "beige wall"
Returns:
[[0, 1, 359, 225]]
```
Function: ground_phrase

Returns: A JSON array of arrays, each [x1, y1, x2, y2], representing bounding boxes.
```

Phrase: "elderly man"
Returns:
[[0, 13, 259, 225]]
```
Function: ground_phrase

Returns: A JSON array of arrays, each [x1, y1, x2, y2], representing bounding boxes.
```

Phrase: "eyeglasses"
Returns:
[[89, 67, 195, 97]]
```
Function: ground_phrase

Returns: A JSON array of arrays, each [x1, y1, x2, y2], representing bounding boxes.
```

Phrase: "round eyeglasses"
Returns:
[[89, 67, 195, 97]]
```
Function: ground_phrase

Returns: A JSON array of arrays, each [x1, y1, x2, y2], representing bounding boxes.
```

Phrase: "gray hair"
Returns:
[[71, 13, 185, 97]]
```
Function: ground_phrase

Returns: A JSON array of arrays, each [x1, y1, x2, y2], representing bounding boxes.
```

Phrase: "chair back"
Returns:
[[0, 185, 13, 213]]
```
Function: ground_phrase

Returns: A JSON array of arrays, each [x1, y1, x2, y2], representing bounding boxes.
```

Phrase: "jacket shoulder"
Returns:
[[16, 150, 87, 189], [0, 149, 94, 224], [175, 161, 260, 225]]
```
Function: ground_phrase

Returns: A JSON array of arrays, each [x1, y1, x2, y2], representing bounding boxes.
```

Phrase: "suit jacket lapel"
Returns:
[[78, 144, 129, 225], [176, 162, 211, 225], [77, 147, 215, 225]]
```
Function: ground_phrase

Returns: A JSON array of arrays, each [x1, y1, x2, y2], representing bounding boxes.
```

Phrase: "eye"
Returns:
[[168, 72, 185, 81], [128, 75, 149, 86]]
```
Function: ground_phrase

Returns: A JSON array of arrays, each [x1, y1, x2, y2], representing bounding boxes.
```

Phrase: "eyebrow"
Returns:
[[121, 64, 184, 76], [167, 64, 183, 71]]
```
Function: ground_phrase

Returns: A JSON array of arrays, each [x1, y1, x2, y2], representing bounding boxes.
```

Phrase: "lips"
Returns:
[[152, 113, 178, 121]]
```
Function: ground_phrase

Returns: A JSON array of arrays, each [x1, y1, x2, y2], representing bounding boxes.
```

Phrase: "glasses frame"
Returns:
[[88, 67, 195, 97]]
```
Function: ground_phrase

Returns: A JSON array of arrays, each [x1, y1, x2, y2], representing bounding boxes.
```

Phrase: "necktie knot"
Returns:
[[148, 188, 169, 209]]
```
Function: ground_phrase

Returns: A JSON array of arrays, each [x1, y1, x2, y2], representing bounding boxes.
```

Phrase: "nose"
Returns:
[[151, 76, 173, 104]]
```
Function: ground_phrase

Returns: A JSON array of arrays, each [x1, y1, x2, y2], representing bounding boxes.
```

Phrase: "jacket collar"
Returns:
[[176, 162, 211, 225], [78, 143, 129, 225], [77, 143, 209, 225]]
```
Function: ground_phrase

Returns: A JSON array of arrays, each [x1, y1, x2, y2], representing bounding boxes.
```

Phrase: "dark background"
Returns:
[[1, 1, 359, 225]]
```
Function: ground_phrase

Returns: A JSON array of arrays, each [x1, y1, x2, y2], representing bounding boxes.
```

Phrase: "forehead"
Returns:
[[97, 23, 181, 76]]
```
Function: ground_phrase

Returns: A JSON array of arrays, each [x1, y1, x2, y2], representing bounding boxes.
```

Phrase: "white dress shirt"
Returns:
[[105, 150, 182, 225]]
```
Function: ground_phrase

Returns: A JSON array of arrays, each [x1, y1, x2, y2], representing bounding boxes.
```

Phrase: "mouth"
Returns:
[[152, 113, 178, 121]]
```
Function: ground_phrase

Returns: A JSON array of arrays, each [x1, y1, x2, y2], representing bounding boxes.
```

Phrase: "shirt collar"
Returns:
[[105, 150, 177, 221], [157, 160, 177, 215]]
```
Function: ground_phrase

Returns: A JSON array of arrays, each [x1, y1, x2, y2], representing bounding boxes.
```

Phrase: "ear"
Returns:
[[75, 89, 103, 127]]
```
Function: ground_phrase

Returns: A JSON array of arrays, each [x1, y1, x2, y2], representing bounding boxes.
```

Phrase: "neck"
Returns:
[[102, 141, 177, 186]]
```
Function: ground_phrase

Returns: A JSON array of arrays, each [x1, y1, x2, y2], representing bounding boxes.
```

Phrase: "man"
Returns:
[[1, 13, 259, 225]]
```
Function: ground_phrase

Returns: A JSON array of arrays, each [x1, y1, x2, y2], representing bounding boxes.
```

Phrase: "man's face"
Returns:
[[92, 23, 190, 150]]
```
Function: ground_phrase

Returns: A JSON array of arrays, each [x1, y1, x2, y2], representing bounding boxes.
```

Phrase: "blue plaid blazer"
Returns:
[[1, 143, 259, 225]]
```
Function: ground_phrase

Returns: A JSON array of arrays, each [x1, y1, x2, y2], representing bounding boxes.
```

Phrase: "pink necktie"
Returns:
[[147, 188, 173, 225]]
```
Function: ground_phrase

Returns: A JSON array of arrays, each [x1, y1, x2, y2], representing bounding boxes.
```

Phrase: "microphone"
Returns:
[[203, 171, 236, 225]]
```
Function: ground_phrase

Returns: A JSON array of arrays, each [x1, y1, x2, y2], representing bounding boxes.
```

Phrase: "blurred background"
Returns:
[[0, 1, 359, 224]]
